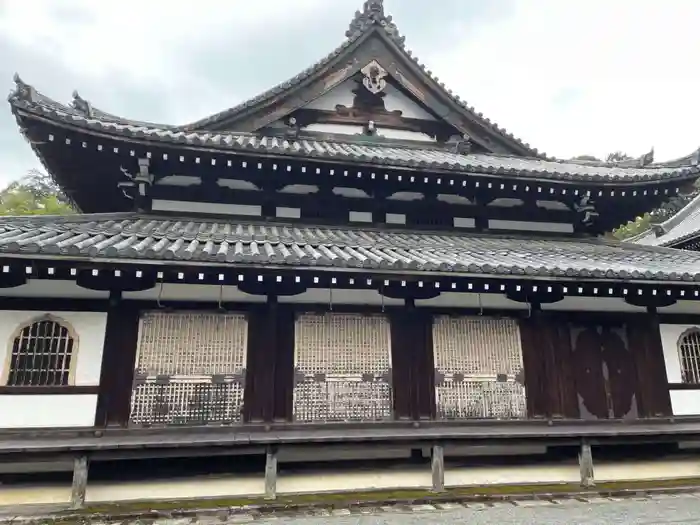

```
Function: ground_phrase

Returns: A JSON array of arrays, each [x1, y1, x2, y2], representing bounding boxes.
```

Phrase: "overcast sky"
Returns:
[[0, 0, 699, 186]]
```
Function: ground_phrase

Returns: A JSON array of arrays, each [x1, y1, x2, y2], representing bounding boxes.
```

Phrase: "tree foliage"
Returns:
[[0, 170, 74, 216]]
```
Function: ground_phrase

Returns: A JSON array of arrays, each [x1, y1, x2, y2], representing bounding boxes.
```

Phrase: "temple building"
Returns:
[[5, 0, 700, 507]]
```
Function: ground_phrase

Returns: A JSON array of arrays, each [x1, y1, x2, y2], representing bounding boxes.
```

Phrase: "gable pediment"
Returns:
[[188, 4, 540, 157]]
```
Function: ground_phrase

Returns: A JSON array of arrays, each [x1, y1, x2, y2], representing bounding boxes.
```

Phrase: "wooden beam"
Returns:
[[264, 445, 278, 500], [94, 294, 141, 427], [70, 455, 89, 509], [579, 441, 594, 488], [431, 444, 445, 493]]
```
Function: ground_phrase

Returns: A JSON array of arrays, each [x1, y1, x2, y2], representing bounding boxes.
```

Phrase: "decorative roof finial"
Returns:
[[71, 90, 93, 118], [8, 73, 37, 104], [345, 0, 405, 47]]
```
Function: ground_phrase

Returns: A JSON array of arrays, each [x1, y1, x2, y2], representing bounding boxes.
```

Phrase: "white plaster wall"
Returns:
[[660, 323, 700, 416], [416, 292, 526, 310], [304, 81, 356, 110], [0, 279, 108, 299], [0, 310, 107, 429], [542, 297, 646, 312], [382, 84, 436, 120]]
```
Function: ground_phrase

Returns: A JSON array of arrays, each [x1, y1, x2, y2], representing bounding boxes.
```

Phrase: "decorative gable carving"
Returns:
[[360, 60, 388, 94]]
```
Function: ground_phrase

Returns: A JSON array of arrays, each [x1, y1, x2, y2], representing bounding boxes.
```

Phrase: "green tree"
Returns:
[[0, 170, 74, 216]]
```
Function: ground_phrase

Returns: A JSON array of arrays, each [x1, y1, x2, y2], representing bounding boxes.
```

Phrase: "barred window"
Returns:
[[678, 328, 700, 384], [5, 316, 76, 387]]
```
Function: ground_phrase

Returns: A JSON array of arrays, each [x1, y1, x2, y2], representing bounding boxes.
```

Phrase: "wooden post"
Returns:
[[70, 455, 89, 509], [94, 292, 141, 427], [579, 441, 594, 488], [431, 444, 445, 492], [264, 445, 278, 500]]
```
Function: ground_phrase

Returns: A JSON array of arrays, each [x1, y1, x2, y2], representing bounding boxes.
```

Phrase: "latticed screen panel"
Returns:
[[7, 319, 75, 387], [432, 316, 526, 419], [293, 313, 392, 423], [679, 329, 700, 384], [129, 311, 248, 426]]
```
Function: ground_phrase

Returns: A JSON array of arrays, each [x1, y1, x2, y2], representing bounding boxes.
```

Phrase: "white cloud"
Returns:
[[1, 0, 699, 170], [0, 0, 327, 86], [421, 0, 700, 161]]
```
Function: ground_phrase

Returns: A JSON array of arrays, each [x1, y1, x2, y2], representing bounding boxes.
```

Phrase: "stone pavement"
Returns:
[[49, 492, 700, 524]]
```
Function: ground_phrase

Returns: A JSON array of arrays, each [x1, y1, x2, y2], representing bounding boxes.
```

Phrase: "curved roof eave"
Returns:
[[9, 94, 700, 185]]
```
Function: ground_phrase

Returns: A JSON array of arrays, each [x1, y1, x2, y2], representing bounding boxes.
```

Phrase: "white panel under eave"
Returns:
[[488, 219, 574, 234], [304, 80, 356, 111], [151, 200, 261, 217], [377, 128, 436, 142], [123, 284, 266, 303], [659, 301, 700, 314], [541, 297, 646, 312], [415, 293, 527, 310], [0, 279, 109, 299], [155, 175, 201, 187], [304, 123, 366, 135], [382, 84, 436, 120], [279, 289, 403, 306]]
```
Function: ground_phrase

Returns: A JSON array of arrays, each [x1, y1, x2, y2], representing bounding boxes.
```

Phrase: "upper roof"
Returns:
[[632, 191, 700, 247], [2, 212, 700, 283], [9, 1, 542, 158], [7, 0, 700, 201], [9, 88, 700, 184]]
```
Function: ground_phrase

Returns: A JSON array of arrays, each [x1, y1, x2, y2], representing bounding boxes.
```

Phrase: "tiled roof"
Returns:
[[2, 213, 700, 282], [633, 193, 700, 247], [42, 2, 540, 157], [9, 90, 700, 182]]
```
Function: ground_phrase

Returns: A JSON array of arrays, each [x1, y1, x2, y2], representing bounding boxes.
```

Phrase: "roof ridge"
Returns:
[[7, 2, 542, 157]]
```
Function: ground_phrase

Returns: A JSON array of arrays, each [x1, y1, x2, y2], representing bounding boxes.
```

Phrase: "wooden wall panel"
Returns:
[[389, 305, 435, 420], [94, 296, 140, 427], [627, 313, 672, 418], [519, 313, 579, 419], [244, 298, 295, 423]]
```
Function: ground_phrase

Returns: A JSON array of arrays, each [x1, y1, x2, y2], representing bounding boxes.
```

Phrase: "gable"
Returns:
[[260, 68, 464, 144], [186, 3, 540, 157]]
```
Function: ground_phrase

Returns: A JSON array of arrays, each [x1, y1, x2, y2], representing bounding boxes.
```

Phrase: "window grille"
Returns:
[[293, 313, 392, 423], [432, 316, 526, 419], [129, 311, 248, 426], [678, 328, 700, 384], [5, 316, 75, 387]]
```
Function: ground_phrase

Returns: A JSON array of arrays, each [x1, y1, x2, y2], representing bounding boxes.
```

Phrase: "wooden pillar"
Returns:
[[627, 308, 672, 418], [244, 296, 295, 423], [94, 292, 141, 427], [264, 445, 278, 500], [579, 441, 594, 488], [390, 298, 435, 420], [431, 444, 445, 492], [273, 305, 295, 422], [70, 455, 89, 509]]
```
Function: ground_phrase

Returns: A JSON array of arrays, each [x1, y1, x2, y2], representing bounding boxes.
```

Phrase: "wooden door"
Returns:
[[571, 325, 640, 420]]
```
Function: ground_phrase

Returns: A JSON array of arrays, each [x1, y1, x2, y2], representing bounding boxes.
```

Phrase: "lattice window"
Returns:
[[678, 328, 700, 384], [432, 316, 526, 419], [129, 311, 248, 426], [4, 316, 76, 387], [293, 313, 392, 423]]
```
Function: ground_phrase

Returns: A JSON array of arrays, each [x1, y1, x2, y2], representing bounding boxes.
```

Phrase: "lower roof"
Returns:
[[0, 213, 699, 283], [633, 193, 700, 248]]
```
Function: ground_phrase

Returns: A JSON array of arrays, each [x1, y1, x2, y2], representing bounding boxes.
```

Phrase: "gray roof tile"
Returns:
[[9, 93, 700, 182], [1, 213, 700, 282], [633, 193, 700, 247]]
